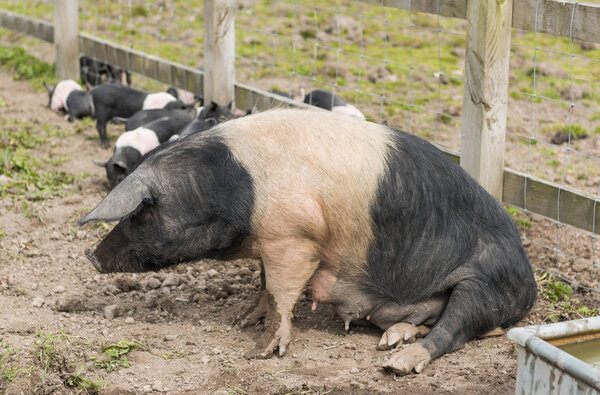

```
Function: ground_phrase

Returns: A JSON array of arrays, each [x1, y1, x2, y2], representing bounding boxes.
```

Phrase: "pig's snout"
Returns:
[[85, 248, 105, 273]]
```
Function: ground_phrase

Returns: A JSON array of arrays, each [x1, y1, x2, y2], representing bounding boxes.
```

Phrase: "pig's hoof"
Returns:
[[382, 343, 431, 375], [234, 293, 268, 328], [244, 324, 291, 359], [377, 323, 430, 350]]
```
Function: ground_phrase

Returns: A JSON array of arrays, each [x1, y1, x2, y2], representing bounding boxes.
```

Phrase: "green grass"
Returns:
[[0, 45, 56, 90], [537, 272, 600, 322], [506, 206, 533, 228], [92, 340, 145, 372], [0, 118, 86, 200]]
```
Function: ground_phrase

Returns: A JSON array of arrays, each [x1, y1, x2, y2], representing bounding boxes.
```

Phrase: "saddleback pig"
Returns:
[[303, 89, 365, 120], [94, 116, 190, 188], [44, 80, 93, 121], [78, 109, 537, 375]]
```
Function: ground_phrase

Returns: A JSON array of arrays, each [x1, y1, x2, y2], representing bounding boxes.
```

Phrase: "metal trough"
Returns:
[[507, 316, 600, 394]]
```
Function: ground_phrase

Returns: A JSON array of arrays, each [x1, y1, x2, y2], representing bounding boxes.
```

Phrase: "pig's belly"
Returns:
[[309, 268, 339, 304]]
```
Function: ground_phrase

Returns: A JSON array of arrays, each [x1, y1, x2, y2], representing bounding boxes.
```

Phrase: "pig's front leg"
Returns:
[[245, 237, 320, 359]]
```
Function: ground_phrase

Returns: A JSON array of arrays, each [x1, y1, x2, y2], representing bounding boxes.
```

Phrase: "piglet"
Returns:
[[94, 116, 189, 188], [303, 89, 365, 120], [44, 80, 93, 121]]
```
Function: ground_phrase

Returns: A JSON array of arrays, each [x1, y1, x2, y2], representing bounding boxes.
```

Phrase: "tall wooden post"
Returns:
[[54, 0, 79, 80], [460, 0, 513, 200], [204, 0, 236, 106]]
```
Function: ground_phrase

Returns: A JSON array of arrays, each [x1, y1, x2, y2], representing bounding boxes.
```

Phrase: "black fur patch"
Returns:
[[365, 128, 537, 351], [94, 136, 255, 272]]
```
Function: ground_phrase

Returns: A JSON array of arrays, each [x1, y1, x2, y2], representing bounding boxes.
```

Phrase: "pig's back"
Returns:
[[219, 109, 395, 270]]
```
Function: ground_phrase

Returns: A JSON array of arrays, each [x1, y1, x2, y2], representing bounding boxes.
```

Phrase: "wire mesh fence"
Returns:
[[1, 0, 600, 292]]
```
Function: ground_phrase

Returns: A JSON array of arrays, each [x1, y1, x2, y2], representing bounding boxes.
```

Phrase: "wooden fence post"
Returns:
[[204, 0, 236, 106], [460, 0, 513, 200], [53, 0, 79, 80]]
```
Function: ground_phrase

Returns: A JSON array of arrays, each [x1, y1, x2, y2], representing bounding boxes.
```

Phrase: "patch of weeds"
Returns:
[[32, 331, 71, 377], [0, 96, 6, 107], [0, 118, 83, 200], [544, 123, 590, 139], [537, 273, 600, 322], [0, 45, 56, 88], [131, 5, 148, 17], [21, 200, 45, 224], [334, 330, 346, 337], [546, 158, 560, 168], [64, 373, 104, 393], [0, 228, 4, 239], [505, 206, 532, 228], [93, 340, 145, 372]]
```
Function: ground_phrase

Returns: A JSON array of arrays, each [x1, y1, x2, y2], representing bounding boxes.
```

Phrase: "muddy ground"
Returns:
[[0, 65, 599, 395]]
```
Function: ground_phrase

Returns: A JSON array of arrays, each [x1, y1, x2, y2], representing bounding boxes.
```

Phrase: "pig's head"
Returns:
[[79, 139, 253, 273]]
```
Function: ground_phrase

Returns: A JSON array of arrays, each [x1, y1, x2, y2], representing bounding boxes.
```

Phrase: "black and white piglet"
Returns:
[[90, 82, 186, 148], [44, 80, 93, 121], [80, 55, 132, 88], [122, 107, 202, 131], [303, 89, 365, 120], [166, 86, 202, 107], [94, 116, 189, 188]]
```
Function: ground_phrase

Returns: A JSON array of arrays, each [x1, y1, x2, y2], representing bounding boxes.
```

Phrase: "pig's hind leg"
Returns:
[[382, 278, 513, 375], [371, 293, 447, 351], [245, 237, 320, 359], [94, 108, 111, 148], [234, 262, 269, 327]]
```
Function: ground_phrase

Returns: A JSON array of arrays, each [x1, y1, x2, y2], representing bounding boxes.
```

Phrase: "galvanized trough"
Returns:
[[507, 316, 600, 394]]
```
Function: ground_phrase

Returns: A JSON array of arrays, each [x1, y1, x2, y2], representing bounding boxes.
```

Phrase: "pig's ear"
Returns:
[[113, 160, 128, 171], [78, 174, 152, 225], [92, 159, 107, 168]]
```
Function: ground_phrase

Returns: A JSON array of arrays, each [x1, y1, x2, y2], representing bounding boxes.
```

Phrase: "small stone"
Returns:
[[212, 347, 222, 355], [161, 287, 171, 295], [32, 297, 45, 307], [75, 230, 86, 240], [125, 317, 135, 324], [106, 284, 121, 294], [201, 356, 210, 364], [104, 304, 120, 320], [162, 273, 180, 288], [350, 367, 360, 374], [572, 262, 588, 273], [144, 277, 162, 289], [206, 269, 219, 278], [55, 285, 65, 293], [0, 175, 13, 185], [164, 334, 177, 341], [49, 231, 61, 241], [114, 277, 139, 292], [31, 283, 38, 290]]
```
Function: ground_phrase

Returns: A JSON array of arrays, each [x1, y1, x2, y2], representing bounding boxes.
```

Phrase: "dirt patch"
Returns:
[[1, 67, 599, 395]]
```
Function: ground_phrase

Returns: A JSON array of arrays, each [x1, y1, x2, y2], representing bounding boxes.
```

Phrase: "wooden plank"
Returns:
[[235, 82, 315, 112], [54, 0, 79, 80], [359, 0, 466, 19], [502, 168, 600, 235], [513, 0, 600, 44], [0, 9, 53, 42], [204, 0, 236, 105], [460, 0, 513, 200]]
